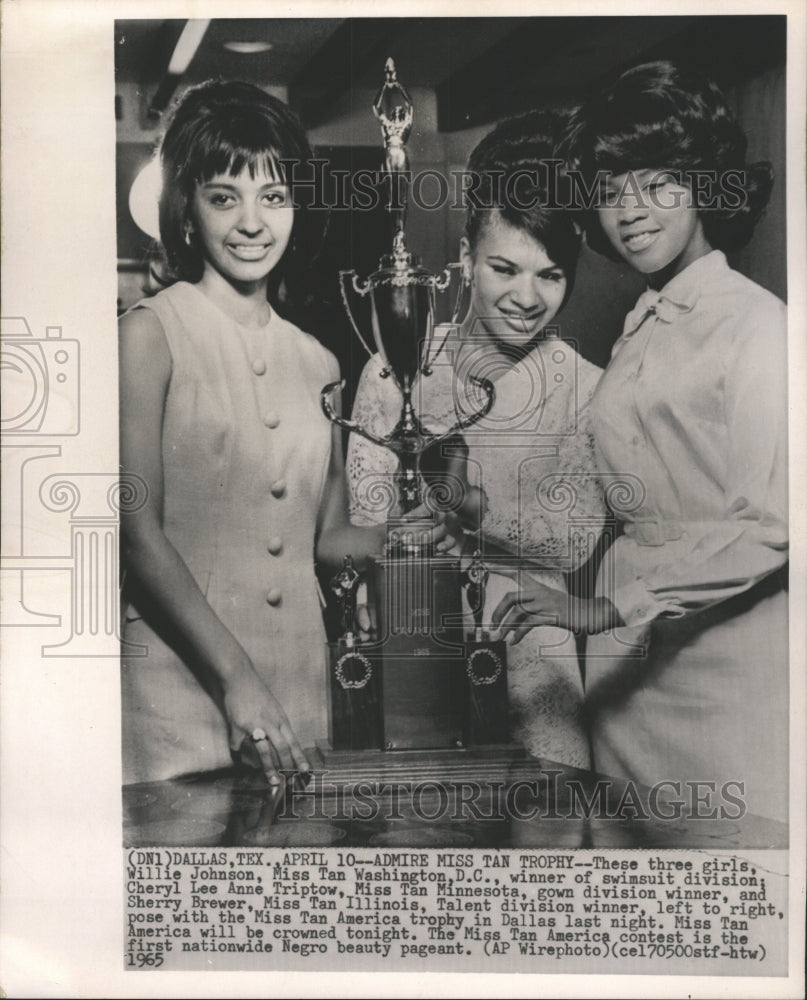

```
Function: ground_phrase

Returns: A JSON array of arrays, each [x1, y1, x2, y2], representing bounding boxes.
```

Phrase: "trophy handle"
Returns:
[[321, 380, 390, 449], [338, 270, 376, 361], [444, 262, 468, 326], [432, 265, 454, 294], [421, 264, 464, 375], [430, 375, 495, 445]]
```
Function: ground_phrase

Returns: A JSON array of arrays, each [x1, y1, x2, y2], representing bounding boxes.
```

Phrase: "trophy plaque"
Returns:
[[320, 60, 511, 767]]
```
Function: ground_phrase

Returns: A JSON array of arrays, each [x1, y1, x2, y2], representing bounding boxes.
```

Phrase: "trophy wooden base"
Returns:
[[326, 635, 511, 754], [326, 536, 511, 755], [310, 741, 529, 787], [368, 549, 467, 750]]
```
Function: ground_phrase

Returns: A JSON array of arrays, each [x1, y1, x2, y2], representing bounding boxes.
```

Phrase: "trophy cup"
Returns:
[[320, 60, 509, 758]]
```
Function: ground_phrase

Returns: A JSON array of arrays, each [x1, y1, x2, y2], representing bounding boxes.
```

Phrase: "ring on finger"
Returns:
[[251, 727, 269, 743]]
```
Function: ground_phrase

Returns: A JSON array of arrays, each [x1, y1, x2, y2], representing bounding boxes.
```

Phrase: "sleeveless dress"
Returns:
[[347, 327, 605, 768], [586, 251, 789, 823], [121, 282, 337, 784]]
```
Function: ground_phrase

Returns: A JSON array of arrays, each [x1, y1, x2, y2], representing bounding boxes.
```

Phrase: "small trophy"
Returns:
[[461, 552, 509, 745], [321, 61, 507, 755], [331, 555, 361, 646], [326, 556, 382, 750]]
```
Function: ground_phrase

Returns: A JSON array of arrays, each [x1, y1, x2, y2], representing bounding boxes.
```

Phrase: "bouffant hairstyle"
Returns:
[[562, 61, 773, 258], [464, 109, 582, 308], [157, 79, 324, 307]]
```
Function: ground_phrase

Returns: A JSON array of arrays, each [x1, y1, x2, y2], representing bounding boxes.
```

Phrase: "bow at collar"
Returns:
[[613, 251, 726, 355], [623, 285, 698, 336]]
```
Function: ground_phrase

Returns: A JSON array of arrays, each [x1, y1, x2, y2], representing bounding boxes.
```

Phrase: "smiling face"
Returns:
[[190, 164, 294, 290], [460, 214, 568, 351], [597, 169, 712, 287]]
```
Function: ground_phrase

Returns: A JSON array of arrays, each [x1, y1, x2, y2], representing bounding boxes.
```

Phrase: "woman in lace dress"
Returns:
[[347, 114, 605, 767]]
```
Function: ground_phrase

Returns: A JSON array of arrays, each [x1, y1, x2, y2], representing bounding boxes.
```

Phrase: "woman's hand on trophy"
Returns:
[[420, 435, 487, 533], [355, 582, 375, 641], [491, 581, 624, 644], [430, 509, 460, 553], [394, 503, 459, 554], [490, 580, 572, 644], [419, 434, 472, 514]]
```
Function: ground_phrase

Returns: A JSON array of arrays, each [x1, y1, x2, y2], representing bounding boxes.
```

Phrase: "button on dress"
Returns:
[[121, 282, 337, 783]]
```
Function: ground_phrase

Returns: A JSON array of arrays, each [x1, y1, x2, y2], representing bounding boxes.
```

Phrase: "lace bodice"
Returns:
[[347, 328, 606, 573]]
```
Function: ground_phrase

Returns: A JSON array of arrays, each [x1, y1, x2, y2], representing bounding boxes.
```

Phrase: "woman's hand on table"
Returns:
[[222, 667, 311, 789], [492, 582, 624, 644]]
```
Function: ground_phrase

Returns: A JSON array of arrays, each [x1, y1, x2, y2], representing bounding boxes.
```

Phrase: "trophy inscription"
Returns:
[[321, 60, 508, 754]]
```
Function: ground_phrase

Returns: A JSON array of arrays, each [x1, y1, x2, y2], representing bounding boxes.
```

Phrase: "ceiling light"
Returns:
[[149, 19, 211, 117], [167, 19, 211, 75], [223, 40, 273, 54]]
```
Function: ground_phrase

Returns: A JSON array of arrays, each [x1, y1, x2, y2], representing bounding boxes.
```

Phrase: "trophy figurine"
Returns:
[[330, 555, 361, 647], [462, 550, 491, 644], [321, 60, 508, 755]]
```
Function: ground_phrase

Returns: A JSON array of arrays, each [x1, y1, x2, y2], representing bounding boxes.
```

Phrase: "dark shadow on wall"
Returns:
[[728, 65, 786, 303]]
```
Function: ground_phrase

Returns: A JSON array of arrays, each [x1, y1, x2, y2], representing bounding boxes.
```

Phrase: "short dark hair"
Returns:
[[157, 79, 324, 305], [464, 110, 581, 307], [562, 61, 773, 256]]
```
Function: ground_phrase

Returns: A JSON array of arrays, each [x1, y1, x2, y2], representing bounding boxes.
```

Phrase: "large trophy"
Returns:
[[319, 60, 509, 762]]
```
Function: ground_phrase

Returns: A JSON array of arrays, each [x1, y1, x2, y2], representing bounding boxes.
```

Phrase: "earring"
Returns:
[[463, 271, 472, 288], [183, 225, 193, 247]]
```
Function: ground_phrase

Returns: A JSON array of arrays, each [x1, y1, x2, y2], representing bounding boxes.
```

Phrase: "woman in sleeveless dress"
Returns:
[[348, 114, 605, 767], [120, 81, 450, 787]]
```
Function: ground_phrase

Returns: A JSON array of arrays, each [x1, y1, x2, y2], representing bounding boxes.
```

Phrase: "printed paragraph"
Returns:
[[124, 848, 787, 973]]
